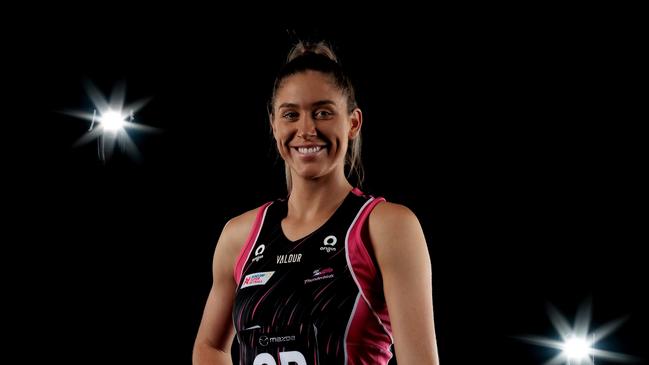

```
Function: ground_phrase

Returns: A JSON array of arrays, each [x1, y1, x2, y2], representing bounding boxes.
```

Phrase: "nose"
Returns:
[[296, 114, 317, 139]]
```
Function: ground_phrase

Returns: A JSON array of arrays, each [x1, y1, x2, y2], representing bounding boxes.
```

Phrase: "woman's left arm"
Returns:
[[369, 202, 440, 364]]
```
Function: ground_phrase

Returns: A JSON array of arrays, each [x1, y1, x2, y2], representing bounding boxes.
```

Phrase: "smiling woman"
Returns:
[[272, 70, 361, 194], [193, 41, 439, 365], [269, 43, 363, 194]]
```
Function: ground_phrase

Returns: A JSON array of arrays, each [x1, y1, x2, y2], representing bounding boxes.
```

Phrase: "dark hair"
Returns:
[[269, 41, 364, 192], [270, 41, 357, 114]]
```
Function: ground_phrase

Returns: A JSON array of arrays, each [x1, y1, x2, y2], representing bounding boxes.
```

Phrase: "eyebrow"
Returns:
[[278, 100, 337, 110]]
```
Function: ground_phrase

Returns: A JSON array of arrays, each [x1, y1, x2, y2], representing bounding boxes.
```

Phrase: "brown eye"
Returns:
[[282, 111, 299, 120], [314, 110, 333, 119]]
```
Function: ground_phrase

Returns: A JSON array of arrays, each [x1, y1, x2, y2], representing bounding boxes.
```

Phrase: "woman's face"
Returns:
[[272, 70, 361, 183]]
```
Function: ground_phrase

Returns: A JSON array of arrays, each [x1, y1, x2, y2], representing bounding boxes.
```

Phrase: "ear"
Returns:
[[348, 108, 363, 140]]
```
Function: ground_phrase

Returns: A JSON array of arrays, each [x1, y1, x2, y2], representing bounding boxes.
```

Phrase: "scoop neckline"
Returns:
[[280, 190, 353, 243]]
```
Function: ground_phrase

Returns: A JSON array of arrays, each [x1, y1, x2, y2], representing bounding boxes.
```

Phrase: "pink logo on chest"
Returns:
[[305, 267, 335, 284]]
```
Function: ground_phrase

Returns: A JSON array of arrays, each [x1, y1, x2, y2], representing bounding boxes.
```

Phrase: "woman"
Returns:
[[193, 41, 439, 365]]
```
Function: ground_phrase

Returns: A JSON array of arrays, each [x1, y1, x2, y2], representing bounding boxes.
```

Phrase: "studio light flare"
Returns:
[[63, 81, 156, 162], [517, 299, 636, 365]]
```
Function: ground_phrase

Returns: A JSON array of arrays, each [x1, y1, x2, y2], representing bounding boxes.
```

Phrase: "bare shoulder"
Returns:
[[220, 206, 262, 253], [214, 205, 266, 273], [369, 201, 421, 234], [368, 201, 427, 266]]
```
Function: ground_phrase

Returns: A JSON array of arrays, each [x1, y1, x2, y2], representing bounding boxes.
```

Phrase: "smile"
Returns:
[[293, 146, 325, 155]]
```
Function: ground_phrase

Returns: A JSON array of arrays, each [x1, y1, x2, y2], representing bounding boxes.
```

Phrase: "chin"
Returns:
[[289, 164, 324, 178], [295, 170, 324, 180]]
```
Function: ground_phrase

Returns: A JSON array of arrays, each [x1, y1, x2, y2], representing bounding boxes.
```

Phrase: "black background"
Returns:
[[6, 6, 645, 365]]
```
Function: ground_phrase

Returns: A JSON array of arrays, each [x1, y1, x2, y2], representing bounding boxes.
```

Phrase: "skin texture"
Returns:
[[193, 70, 439, 364]]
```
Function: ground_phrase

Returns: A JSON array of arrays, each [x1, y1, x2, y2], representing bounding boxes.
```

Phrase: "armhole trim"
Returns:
[[345, 196, 393, 343], [233, 201, 273, 285]]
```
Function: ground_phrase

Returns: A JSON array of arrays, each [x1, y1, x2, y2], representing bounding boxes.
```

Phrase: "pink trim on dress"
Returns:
[[344, 196, 394, 364], [233, 201, 273, 284]]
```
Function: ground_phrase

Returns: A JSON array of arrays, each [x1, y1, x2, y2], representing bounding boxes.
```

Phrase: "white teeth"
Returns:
[[297, 146, 323, 154]]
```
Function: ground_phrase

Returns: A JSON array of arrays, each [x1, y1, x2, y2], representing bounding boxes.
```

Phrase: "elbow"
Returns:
[[192, 341, 232, 365], [394, 338, 440, 365], [397, 351, 439, 365]]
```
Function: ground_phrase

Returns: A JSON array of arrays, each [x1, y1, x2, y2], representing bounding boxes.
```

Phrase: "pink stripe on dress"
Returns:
[[233, 201, 273, 285]]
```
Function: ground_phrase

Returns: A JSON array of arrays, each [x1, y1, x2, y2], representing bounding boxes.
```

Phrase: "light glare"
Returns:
[[517, 299, 635, 365], [101, 110, 125, 132], [563, 337, 591, 360], [62, 81, 156, 162]]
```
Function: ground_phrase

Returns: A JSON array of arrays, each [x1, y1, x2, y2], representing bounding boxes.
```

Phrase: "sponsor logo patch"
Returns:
[[252, 244, 265, 263], [259, 334, 296, 346], [304, 267, 335, 284], [241, 271, 275, 288], [320, 235, 338, 253]]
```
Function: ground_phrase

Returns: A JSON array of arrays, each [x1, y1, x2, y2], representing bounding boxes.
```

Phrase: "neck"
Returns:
[[287, 171, 353, 221]]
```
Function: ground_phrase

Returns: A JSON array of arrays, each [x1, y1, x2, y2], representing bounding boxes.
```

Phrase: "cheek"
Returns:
[[337, 139, 349, 155], [274, 129, 293, 154], [280, 131, 293, 145], [333, 127, 350, 148], [275, 137, 288, 155]]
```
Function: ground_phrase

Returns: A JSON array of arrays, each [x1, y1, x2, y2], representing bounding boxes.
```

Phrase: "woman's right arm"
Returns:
[[192, 209, 258, 365]]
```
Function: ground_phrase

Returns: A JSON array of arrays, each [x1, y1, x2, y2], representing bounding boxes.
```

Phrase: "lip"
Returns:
[[289, 144, 328, 148], [290, 144, 328, 160]]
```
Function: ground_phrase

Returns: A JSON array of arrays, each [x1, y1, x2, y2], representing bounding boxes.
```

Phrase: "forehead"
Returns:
[[276, 71, 345, 107]]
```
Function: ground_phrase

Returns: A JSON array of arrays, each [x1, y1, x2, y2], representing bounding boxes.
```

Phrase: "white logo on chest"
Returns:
[[252, 244, 265, 263], [276, 253, 302, 264], [320, 235, 337, 253]]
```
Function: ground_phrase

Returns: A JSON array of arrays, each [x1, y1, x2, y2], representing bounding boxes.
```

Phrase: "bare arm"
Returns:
[[369, 202, 440, 364], [193, 209, 258, 365]]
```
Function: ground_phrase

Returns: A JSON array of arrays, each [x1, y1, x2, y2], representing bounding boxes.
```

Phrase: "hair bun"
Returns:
[[286, 41, 338, 63]]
